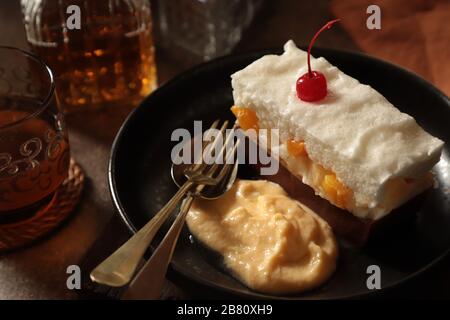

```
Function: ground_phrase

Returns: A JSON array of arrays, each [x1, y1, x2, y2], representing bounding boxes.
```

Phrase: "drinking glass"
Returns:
[[0, 46, 70, 222], [21, 0, 158, 112], [157, 0, 263, 62]]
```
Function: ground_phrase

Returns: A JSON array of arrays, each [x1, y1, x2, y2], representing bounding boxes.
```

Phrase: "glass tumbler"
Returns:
[[0, 46, 70, 222], [157, 0, 263, 62]]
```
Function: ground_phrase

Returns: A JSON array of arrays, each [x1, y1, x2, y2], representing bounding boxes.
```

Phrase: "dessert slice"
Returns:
[[230, 40, 444, 223]]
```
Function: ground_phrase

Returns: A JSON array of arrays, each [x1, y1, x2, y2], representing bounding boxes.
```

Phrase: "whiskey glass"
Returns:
[[0, 46, 70, 222]]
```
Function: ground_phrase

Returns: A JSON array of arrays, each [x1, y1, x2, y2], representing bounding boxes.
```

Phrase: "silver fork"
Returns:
[[122, 128, 239, 299], [90, 120, 238, 288]]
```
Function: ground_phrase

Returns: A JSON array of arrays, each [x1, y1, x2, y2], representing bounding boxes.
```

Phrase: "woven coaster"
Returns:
[[0, 158, 85, 252]]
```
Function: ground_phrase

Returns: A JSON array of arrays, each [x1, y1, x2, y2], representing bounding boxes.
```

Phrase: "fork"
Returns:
[[90, 120, 238, 288], [122, 134, 239, 299]]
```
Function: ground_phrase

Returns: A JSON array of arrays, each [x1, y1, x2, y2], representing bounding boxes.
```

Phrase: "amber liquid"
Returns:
[[0, 110, 70, 217], [25, 2, 157, 111]]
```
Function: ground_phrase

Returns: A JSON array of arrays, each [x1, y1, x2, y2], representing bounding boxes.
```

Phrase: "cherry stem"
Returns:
[[307, 19, 341, 78]]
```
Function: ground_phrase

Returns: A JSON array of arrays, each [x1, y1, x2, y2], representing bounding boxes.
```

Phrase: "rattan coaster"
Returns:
[[0, 158, 85, 252]]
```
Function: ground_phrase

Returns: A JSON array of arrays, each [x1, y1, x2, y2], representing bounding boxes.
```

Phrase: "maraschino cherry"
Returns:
[[296, 19, 340, 102]]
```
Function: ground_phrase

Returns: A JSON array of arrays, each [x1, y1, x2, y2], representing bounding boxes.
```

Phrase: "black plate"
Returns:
[[109, 48, 450, 299]]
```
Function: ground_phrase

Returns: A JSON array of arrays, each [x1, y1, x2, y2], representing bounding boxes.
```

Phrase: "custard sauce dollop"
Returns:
[[186, 179, 338, 294]]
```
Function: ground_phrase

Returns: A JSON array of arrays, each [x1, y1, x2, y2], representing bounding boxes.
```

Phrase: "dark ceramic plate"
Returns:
[[109, 48, 450, 299]]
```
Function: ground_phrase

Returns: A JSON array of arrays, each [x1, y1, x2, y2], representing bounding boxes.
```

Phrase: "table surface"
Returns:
[[0, 0, 448, 300]]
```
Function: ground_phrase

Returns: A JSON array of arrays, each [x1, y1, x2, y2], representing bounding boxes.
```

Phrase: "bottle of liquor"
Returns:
[[21, 0, 158, 112]]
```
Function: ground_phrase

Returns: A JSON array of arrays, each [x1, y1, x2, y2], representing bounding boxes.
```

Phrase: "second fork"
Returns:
[[90, 119, 235, 287]]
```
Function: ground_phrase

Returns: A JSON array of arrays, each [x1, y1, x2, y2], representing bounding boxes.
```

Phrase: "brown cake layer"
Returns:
[[252, 159, 422, 247]]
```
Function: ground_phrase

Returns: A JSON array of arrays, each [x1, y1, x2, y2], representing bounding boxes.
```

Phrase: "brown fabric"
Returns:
[[330, 0, 450, 96]]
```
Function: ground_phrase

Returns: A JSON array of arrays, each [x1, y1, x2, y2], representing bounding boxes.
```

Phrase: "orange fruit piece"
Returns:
[[287, 139, 308, 157], [231, 106, 259, 131], [322, 173, 352, 208]]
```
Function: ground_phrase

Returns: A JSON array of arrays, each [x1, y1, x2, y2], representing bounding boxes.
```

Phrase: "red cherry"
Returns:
[[296, 19, 340, 102], [296, 71, 327, 101]]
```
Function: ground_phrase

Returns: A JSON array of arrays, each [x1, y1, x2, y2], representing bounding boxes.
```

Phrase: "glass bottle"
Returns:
[[21, 0, 158, 112]]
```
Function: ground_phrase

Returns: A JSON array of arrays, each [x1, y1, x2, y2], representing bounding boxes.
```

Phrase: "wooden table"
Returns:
[[0, 0, 448, 299]]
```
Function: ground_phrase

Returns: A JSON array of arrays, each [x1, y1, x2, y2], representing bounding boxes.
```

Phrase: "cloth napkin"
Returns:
[[330, 0, 450, 96]]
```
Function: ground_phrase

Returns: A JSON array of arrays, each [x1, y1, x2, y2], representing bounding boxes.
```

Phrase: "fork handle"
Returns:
[[90, 181, 194, 287], [122, 195, 194, 300]]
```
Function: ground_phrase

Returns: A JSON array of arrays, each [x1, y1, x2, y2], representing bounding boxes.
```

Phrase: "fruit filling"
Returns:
[[287, 139, 308, 157], [231, 106, 259, 131], [287, 138, 352, 208], [322, 172, 352, 208]]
